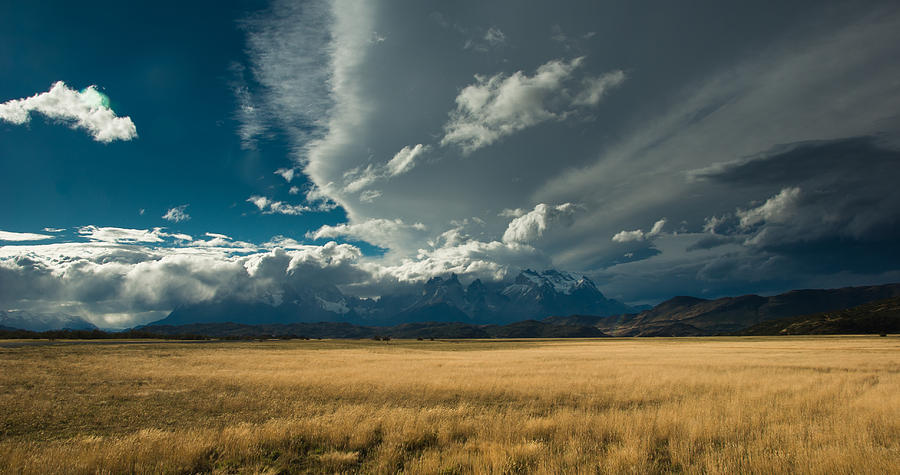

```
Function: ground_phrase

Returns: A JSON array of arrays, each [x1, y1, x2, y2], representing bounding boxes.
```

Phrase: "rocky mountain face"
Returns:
[[391, 270, 622, 324], [501, 270, 632, 320], [149, 269, 632, 327], [0, 310, 97, 332]]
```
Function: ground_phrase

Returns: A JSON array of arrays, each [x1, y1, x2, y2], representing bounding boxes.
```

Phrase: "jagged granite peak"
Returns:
[[465, 279, 490, 305], [421, 273, 466, 308], [466, 278, 486, 292], [423, 273, 463, 293]]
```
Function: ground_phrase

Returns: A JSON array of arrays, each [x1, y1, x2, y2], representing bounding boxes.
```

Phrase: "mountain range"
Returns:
[[151, 269, 632, 327], [138, 283, 900, 339], [140, 275, 900, 338], [2, 269, 899, 338]]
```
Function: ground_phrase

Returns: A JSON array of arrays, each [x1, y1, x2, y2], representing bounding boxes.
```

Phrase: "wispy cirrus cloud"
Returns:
[[339, 144, 431, 199], [239, 0, 338, 161]]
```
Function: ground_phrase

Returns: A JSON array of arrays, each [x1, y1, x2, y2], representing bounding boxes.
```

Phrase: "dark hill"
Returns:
[[542, 314, 607, 327], [736, 296, 900, 335], [384, 322, 490, 339], [592, 283, 900, 336], [485, 320, 608, 338]]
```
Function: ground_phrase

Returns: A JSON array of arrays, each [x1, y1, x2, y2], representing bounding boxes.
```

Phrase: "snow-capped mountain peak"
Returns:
[[150, 268, 631, 328], [512, 269, 595, 295]]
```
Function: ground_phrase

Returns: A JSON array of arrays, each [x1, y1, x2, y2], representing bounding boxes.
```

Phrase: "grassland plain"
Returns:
[[0, 336, 898, 474]]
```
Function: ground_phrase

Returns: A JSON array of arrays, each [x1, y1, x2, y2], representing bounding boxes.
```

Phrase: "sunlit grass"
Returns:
[[1, 336, 898, 473]]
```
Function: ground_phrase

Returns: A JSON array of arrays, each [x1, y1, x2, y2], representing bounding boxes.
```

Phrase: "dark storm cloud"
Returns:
[[694, 136, 900, 189], [698, 136, 900, 246], [664, 136, 900, 286]]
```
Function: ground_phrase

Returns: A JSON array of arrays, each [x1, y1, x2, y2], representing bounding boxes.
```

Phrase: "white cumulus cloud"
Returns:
[[441, 58, 625, 153], [502, 203, 580, 244], [247, 196, 313, 215], [275, 168, 296, 182], [499, 208, 527, 218], [737, 187, 801, 229], [162, 205, 191, 223], [0, 81, 137, 143], [612, 218, 667, 243], [0, 240, 364, 327]]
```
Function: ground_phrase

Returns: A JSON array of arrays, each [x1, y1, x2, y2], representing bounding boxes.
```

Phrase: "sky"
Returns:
[[2, 0, 900, 328]]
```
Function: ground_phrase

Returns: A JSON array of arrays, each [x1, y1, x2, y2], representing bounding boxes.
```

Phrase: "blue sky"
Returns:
[[0, 0, 343, 244], [2, 0, 900, 327]]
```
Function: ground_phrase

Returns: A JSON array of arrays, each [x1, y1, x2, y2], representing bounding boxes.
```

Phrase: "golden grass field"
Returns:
[[0, 336, 898, 474]]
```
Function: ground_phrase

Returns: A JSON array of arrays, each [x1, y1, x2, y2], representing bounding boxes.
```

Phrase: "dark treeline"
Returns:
[[0, 328, 310, 341]]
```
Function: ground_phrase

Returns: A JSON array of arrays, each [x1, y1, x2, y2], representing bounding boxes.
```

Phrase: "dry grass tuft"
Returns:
[[0, 336, 898, 473]]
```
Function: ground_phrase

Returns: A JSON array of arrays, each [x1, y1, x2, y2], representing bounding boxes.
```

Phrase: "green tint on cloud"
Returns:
[[80, 86, 111, 109]]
